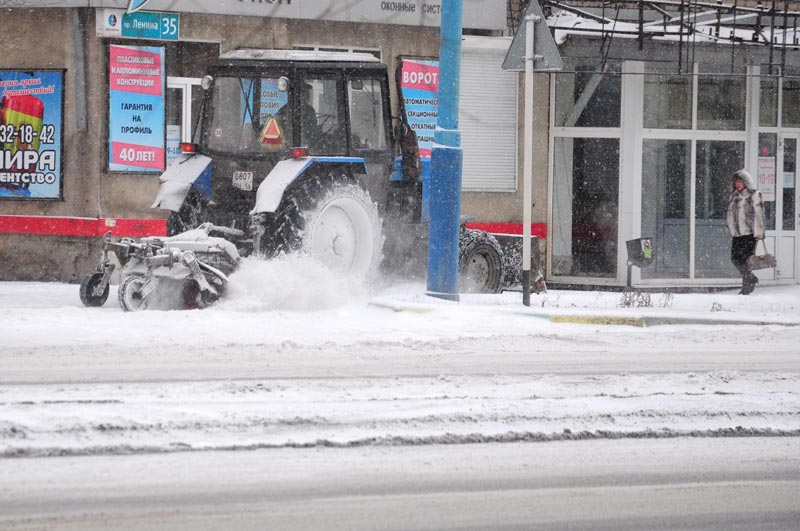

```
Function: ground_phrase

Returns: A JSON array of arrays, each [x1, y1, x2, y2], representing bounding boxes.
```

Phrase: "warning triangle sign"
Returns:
[[503, 1, 563, 72], [259, 117, 284, 146]]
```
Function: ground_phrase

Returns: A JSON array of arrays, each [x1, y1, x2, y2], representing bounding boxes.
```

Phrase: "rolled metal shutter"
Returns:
[[460, 38, 518, 192]]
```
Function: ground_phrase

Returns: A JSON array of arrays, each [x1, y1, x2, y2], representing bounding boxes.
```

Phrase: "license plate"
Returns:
[[232, 171, 253, 191]]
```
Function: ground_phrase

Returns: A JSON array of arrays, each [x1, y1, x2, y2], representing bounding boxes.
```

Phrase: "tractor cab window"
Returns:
[[203, 75, 289, 155], [297, 74, 345, 155], [348, 75, 388, 152]]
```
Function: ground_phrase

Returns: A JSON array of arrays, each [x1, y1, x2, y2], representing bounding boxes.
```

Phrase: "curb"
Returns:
[[369, 300, 800, 327], [368, 301, 437, 314]]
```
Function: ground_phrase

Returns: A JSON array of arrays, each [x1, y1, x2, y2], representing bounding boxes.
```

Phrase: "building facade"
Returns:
[[7, 0, 792, 292], [0, 0, 525, 282], [544, 1, 800, 289]]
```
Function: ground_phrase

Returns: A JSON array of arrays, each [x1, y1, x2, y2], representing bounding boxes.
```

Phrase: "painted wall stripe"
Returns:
[[0, 215, 167, 238], [465, 222, 547, 238], [1, 216, 544, 240]]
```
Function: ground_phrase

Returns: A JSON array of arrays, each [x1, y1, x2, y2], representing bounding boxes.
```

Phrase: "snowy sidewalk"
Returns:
[[370, 284, 800, 327]]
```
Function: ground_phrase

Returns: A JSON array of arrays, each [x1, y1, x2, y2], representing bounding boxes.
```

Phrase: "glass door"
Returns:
[[166, 77, 201, 166], [776, 134, 798, 280]]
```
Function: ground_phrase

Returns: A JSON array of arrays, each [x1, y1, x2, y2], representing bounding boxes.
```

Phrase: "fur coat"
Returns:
[[726, 169, 766, 239]]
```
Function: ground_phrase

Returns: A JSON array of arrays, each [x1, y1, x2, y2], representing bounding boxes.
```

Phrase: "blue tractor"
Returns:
[[151, 49, 504, 294]]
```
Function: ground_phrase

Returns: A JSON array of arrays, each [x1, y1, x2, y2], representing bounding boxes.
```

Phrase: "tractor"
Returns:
[[81, 49, 505, 310]]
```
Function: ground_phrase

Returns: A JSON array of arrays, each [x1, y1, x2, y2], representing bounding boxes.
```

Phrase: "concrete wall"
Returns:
[[0, 9, 102, 281]]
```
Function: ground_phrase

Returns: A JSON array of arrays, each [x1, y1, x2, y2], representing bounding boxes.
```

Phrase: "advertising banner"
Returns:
[[108, 44, 166, 172], [258, 77, 289, 123], [0, 70, 64, 200], [20, 1, 505, 30], [90, 0, 505, 31], [758, 156, 776, 202], [399, 58, 439, 222], [166, 123, 181, 167], [399, 58, 439, 159]]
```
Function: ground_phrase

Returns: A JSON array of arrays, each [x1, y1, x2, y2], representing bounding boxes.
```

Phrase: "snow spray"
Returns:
[[218, 255, 369, 312]]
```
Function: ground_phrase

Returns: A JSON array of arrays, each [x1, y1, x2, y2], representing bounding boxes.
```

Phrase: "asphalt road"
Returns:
[[2, 438, 798, 531]]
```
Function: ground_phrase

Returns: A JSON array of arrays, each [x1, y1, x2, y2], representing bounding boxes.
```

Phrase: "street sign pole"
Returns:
[[503, 1, 562, 306], [426, 0, 463, 302], [522, 13, 536, 307]]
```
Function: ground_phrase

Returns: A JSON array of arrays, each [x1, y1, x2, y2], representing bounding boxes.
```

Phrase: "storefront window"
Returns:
[[694, 140, 744, 278], [759, 133, 778, 230], [554, 62, 621, 128], [760, 69, 779, 127], [641, 140, 691, 279], [697, 66, 746, 131], [782, 70, 800, 127], [782, 137, 796, 231], [552, 137, 619, 277], [643, 65, 691, 129]]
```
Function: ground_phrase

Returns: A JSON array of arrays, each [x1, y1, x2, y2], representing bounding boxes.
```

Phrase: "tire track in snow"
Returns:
[[2, 372, 799, 458], [5, 428, 800, 458]]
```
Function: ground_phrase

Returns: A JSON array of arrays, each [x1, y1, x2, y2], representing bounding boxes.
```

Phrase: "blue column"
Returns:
[[426, 0, 463, 301]]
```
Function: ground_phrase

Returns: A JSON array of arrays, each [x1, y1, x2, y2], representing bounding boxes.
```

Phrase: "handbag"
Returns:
[[746, 240, 777, 271]]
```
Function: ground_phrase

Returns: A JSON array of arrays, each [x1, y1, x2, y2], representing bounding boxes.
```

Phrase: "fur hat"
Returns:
[[732, 169, 757, 191]]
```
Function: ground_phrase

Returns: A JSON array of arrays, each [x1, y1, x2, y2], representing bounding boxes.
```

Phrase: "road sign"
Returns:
[[96, 9, 180, 41], [502, 1, 562, 72], [127, 0, 152, 14]]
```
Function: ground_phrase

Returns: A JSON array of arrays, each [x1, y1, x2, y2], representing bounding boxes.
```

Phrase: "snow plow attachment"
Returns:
[[79, 223, 242, 311]]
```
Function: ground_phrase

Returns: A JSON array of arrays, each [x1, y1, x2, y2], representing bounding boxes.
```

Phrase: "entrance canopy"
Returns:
[[541, 0, 800, 73]]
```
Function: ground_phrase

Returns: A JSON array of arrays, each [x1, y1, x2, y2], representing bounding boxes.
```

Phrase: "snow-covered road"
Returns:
[[3, 371, 799, 458], [2, 263, 800, 458]]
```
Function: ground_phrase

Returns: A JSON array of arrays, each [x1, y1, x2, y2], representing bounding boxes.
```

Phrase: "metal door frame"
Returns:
[[167, 76, 201, 142], [776, 132, 800, 282]]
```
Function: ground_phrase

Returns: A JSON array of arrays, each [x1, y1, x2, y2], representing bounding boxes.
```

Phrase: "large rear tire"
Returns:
[[263, 180, 384, 280], [458, 229, 504, 294]]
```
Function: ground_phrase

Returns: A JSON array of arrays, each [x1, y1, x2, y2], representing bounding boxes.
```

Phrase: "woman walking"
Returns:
[[726, 169, 765, 295]]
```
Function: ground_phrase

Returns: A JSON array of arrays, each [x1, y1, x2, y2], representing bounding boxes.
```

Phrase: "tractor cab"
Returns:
[[159, 49, 401, 237]]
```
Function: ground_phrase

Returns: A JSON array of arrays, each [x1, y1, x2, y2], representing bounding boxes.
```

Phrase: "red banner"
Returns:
[[111, 141, 165, 171], [401, 62, 439, 92], [109, 46, 163, 97]]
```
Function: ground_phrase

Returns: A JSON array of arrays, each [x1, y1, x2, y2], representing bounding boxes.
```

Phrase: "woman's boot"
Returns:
[[740, 272, 758, 295]]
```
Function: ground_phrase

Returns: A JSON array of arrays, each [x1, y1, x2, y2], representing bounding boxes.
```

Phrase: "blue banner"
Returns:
[[108, 44, 166, 172]]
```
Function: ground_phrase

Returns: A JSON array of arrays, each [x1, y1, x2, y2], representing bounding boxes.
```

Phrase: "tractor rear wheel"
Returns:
[[263, 180, 384, 280], [458, 229, 504, 294]]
